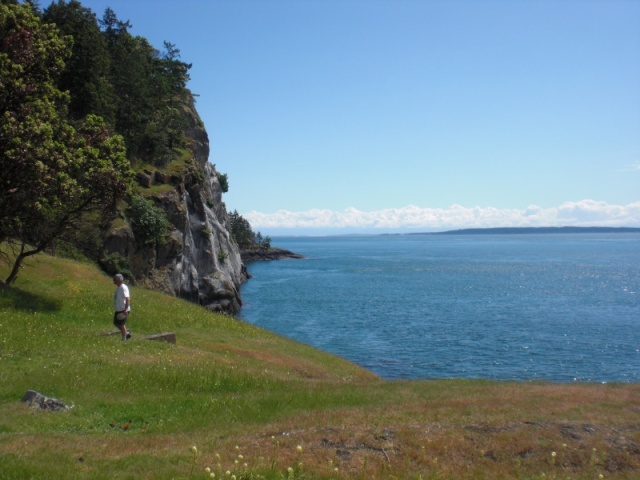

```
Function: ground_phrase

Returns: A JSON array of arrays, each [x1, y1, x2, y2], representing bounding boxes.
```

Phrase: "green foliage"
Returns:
[[255, 231, 272, 249], [0, 3, 134, 284], [229, 210, 271, 249], [126, 195, 170, 246], [41, 3, 193, 166], [228, 210, 254, 248], [42, 0, 115, 123], [98, 251, 132, 277], [95, 8, 191, 165], [217, 171, 229, 193]]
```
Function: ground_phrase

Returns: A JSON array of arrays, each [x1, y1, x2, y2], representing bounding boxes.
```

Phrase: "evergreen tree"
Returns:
[[43, 0, 115, 124], [228, 210, 270, 249], [229, 210, 254, 247], [97, 8, 191, 164]]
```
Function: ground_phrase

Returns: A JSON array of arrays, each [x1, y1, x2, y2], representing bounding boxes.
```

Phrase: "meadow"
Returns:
[[0, 251, 638, 479]]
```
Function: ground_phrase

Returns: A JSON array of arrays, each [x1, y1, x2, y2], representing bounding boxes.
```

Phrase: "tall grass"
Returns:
[[1, 250, 639, 479]]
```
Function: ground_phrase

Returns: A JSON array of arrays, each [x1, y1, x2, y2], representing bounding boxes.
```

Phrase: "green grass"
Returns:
[[1, 251, 639, 479]]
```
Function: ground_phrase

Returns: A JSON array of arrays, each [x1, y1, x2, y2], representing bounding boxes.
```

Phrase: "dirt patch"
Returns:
[[214, 420, 640, 478]]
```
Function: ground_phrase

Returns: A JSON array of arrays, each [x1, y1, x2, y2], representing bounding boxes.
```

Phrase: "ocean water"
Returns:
[[238, 233, 640, 382]]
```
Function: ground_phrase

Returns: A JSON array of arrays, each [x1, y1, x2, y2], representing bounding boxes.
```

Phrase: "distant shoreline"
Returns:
[[413, 226, 640, 235]]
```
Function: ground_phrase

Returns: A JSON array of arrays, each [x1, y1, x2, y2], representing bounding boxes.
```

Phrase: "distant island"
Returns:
[[418, 226, 640, 235]]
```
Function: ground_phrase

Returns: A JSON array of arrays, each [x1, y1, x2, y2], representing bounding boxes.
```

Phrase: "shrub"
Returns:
[[99, 251, 132, 277], [126, 195, 170, 245], [216, 172, 229, 193]]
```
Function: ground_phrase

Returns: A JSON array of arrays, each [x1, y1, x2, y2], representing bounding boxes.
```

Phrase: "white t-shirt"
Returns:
[[114, 284, 130, 312]]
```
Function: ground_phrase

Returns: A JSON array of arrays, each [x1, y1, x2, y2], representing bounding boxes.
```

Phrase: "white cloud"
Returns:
[[244, 200, 640, 232], [616, 162, 640, 172]]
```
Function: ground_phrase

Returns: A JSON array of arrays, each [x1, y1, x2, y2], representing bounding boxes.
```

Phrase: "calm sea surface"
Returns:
[[238, 233, 640, 382]]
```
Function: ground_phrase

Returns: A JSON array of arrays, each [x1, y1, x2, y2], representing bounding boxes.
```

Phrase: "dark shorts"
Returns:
[[113, 311, 128, 327]]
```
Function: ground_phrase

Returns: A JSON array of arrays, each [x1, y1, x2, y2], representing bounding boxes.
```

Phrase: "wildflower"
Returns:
[[225, 471, 231, 476], [287, 467, 294, 473], [216, 453, 221, 460], [205, 467, 211, 473], [296, 445, 303, 453], [599, 475, 604, 479], [191, 446, 198, 454], [210, 474, 216, 479], [551, 451, 556, 457]]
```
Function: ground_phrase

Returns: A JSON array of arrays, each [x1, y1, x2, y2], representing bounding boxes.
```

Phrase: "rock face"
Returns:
[[102, 94, 248, 313]]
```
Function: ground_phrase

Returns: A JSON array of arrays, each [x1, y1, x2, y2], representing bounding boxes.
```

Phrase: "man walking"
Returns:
[[113, 274, 132, 340]]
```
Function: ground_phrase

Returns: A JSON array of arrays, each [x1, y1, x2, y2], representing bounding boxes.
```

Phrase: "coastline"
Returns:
[[240, 246, 304, 262]]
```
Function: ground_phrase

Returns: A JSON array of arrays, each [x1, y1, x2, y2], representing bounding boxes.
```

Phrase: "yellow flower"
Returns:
[[551, 451, 556, 457], [296, 445, 303, 453], [191, 446, 198, 454], [205, 467, 211, 473]]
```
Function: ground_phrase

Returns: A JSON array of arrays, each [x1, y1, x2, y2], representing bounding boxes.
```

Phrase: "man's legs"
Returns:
[[117, 323, 127, 339], [114, 314, 130, 340]]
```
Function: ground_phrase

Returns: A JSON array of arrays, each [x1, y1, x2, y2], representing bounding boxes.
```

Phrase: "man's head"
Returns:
[[113, 274, 124, 286]]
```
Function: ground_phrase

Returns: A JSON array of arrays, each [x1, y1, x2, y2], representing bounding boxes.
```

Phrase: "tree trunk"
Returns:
[[5, 248, 26, 285], [5, 242, 42, 285]]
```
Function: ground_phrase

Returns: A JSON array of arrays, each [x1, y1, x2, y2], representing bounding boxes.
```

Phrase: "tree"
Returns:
[[42, 0, 115, 124], [97, 9, 191, 165], [228, 210, 254, 247], [1, 2, 73, 246], [228, 210, 270, 249], [0, 4, 134, 284]]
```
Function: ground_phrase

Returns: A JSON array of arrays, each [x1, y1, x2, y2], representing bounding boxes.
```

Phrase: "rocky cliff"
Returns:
[[102, 94, 248, 313]]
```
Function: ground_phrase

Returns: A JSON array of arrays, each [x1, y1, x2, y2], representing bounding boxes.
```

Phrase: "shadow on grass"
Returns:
[[0, 286, 61, 312]]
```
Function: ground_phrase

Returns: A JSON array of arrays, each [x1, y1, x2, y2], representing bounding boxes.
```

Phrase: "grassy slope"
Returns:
[[0, 252, 638, 479]]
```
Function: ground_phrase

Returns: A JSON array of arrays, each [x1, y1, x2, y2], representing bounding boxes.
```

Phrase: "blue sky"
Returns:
[[71, 0, 639, 233]]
